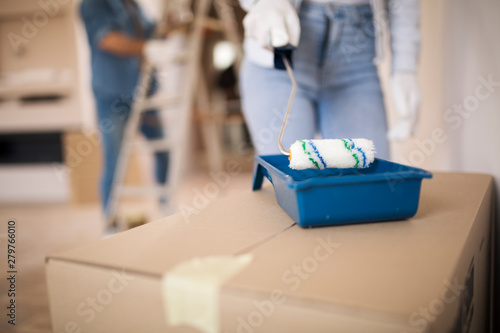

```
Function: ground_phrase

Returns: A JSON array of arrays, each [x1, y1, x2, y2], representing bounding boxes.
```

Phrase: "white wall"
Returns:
[[443, 0, 500, 328]]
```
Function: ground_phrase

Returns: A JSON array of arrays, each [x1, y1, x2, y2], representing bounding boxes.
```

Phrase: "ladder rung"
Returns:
[[152, 52, 189, 66], [133, 139, 175, 151], [203, 18, 224, 31], [116, 185, 172, 197], [138, 95, 181, 110]]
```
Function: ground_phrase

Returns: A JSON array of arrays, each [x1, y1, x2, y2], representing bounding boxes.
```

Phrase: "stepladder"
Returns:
[[106, 0, 243, 230]]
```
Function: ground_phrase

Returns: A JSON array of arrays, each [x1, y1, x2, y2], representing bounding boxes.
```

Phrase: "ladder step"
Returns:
[[138, 95, 181, 111], [133, 138, 175, 151], [203, 18, 224, 31], [116, 185, 172, 197]]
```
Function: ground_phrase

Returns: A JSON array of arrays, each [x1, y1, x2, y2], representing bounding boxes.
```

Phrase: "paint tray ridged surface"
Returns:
[[252, 155, 432, 228]]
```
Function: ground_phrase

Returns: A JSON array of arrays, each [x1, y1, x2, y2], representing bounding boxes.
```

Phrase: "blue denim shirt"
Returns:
[[80, 0, 155, 96]]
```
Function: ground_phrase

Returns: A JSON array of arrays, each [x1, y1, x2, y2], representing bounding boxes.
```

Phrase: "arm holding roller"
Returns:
[[387, 0, 421, 141]]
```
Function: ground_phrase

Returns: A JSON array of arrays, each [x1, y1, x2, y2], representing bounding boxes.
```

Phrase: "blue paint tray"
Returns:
[[252, 155, 432, 228]]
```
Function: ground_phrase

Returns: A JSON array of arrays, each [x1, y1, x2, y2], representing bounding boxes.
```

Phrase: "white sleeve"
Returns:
[[239, 0, 257, 11], [388, 0, 421, 73], [238, 0, 302, 12]]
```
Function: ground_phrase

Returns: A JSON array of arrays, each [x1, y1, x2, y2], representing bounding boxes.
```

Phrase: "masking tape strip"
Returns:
[[162, 254, 253, 333]]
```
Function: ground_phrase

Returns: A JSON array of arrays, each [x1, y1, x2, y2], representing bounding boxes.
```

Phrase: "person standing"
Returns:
[[80, 0, 175, 219], [239, 0, 421, 159]]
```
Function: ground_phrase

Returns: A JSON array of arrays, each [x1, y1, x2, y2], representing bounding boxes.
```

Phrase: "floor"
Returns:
[[0, 169, 254, 333]]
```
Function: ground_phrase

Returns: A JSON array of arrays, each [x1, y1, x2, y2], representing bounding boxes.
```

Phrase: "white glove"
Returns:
[[387, 72, 421, 141], [243, 0, 300, 50], [143, 36, 185, 65]]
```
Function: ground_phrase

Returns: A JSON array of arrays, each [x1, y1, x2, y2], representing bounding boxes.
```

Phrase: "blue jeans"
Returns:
[[94, 89, 169, 217], [240, 2, 390, 159]]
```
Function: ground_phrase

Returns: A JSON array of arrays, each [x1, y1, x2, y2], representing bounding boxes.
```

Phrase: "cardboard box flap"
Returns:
[[224, 173, 493, 317], [47, 187, 295, 276]]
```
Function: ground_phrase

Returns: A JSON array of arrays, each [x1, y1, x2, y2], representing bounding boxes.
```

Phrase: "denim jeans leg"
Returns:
[[319, 4, 390, 159], [317, 77, 390, 159], [140, 110, 169, 184], [240, 59, 317, 155], [95, 92, 130, 217]]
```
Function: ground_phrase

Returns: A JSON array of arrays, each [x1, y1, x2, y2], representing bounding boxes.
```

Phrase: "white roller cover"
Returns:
[[289, 139, 376, 170]]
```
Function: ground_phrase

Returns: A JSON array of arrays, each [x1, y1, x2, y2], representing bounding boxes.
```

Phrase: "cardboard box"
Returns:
[[46, 172, 493, 333]]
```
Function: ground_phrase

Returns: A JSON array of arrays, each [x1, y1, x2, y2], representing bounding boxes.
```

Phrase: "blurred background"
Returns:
[[0, 0, 498, 332]]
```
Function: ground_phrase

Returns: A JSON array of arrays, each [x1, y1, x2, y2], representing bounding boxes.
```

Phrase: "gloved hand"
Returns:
[[243, 0, 300, 50], [387, 72, 421, 141], [143, 36, 185, 65]]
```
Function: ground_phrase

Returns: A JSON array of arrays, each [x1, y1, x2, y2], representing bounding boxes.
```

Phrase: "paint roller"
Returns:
[[274, 47, 376, 170]]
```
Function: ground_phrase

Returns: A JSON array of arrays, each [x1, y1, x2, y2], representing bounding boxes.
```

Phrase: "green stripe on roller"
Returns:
[[300, 140, 320, 169], [341, 139, 360, 168]]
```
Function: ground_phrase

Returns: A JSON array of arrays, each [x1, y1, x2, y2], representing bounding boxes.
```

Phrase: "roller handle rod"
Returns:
[[274, 45, 296, 156], [277, 56, 296, 156]]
